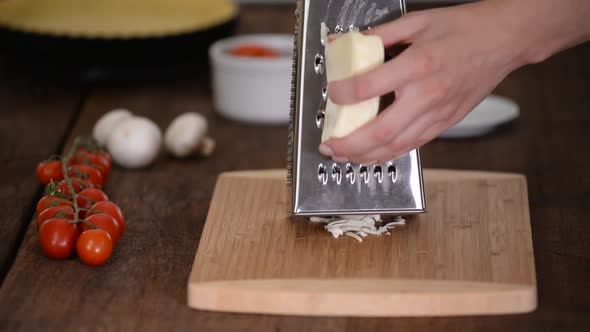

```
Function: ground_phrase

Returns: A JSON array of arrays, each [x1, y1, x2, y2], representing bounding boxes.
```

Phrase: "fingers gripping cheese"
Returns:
[[321, 31, 384, 142]]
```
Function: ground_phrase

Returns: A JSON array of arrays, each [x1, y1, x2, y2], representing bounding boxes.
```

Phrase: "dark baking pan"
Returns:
[[0, 19, 237, 82]]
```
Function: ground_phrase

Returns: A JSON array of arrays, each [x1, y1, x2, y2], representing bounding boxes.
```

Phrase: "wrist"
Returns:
[[482, 0, 549, 68], [493, 0, 590, 66]]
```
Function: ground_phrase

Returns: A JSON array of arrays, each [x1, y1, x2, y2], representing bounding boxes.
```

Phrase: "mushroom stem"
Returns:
[[197, 136, 216, 157]]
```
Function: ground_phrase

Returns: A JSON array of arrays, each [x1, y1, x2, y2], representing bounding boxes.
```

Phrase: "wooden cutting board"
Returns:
[[188, 169, 536, 317]]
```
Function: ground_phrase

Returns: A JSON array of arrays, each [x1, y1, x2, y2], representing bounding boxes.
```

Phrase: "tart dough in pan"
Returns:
[[0, 0, 237, 39]]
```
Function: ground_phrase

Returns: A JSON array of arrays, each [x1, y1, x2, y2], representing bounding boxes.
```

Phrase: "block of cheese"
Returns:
[[321, 31, 384, 142]]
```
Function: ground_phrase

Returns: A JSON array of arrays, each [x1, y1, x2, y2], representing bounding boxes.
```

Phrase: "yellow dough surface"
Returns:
[[0, 0, 237, 38]]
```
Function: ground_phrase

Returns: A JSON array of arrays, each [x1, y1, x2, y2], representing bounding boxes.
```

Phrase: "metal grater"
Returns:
[[287, 0, 426, 216]]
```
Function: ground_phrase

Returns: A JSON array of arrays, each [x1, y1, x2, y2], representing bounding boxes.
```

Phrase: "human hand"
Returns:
[[319, 1, 531, 163]]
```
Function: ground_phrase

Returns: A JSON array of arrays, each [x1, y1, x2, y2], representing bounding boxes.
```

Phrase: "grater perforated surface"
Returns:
[[288, 0, 425, 216]]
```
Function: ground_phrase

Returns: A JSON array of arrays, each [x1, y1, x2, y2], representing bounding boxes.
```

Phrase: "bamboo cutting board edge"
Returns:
[[187, 169, 536, 317], [188, 278, 536, 317]]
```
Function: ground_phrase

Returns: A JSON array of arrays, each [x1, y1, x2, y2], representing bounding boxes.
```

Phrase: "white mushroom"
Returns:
[[164, 112, 215, 158], [106, 117, 162, 168], [92, 108, 133, 146]]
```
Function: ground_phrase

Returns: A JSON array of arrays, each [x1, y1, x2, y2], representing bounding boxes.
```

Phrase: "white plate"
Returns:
[[439, 95, 520, 139]]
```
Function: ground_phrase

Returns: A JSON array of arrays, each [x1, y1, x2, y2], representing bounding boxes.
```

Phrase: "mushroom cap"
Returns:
[[164, 112, 208, 158], [106, 116, 162, 168], [92, 108, 133, 146]]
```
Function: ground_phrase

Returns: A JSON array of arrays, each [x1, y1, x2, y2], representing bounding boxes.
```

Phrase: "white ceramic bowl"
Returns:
[[209, 34, 293, 124], [439, 95, 520, 139]]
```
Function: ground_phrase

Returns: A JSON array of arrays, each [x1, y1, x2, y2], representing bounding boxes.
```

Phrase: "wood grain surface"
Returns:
[[188, 169, 536, 316], [0, 3, 589, 332], [0, 79, 84, 280]]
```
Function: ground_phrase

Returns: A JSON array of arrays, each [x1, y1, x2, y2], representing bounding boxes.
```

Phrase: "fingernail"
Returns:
[[333, 156, 349, 163], [319, 144, 333, 157]]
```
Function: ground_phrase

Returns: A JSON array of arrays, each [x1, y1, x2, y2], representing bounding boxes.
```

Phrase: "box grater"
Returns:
[[288, 0, 426, 216]]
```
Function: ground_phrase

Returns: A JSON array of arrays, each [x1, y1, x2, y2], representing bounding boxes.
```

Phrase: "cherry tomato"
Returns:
[[39, 218, 79, 259], [76, 229, 113, 267], [67, 165, 104, 188], [36, 195, 72, 216], [69, 150, 111, 182], [230, 45, 279, 58], [76, 188, 108, 217], [97, 151, 111, 167], [37, 205, 75, 230], [54, 178, 92, 198], [36, 161, 63, 185], [82, 213, 121, 244], [85, 201, 125, 236]]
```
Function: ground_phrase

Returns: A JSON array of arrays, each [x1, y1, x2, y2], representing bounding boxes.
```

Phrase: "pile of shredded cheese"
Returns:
[[309, 215, 406, 242]]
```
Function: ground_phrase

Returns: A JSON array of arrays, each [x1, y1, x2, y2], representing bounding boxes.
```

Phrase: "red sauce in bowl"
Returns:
[[229, 44, 280, 58]]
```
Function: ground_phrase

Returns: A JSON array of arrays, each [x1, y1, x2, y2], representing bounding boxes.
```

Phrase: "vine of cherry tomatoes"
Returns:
[[34, 138, 125, 267]]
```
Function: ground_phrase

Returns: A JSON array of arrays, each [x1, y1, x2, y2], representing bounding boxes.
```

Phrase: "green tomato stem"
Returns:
[[60, 139, 83, 225]]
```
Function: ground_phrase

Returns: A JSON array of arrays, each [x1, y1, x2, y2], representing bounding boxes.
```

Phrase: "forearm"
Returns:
[[494, 0, 590, 65]]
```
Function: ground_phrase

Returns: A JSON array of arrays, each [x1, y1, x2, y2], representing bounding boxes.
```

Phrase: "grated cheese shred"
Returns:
[[310, 215, 406, 242]]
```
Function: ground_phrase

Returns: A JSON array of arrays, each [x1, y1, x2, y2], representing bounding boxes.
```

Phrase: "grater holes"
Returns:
[[331, 163, 342, 184], [360, 165, 370, 184], [314, 54, 324, 75], [374, 165, 384, 183], [316, 110, 325, 128], [318, 164, 328, 185], [387, 163, 397, 182], [345, 163, 356, 184], [322, 85, 328, 101]]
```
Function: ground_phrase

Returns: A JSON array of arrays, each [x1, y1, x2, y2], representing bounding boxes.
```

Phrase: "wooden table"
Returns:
[[1, 4, 589, 332]]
